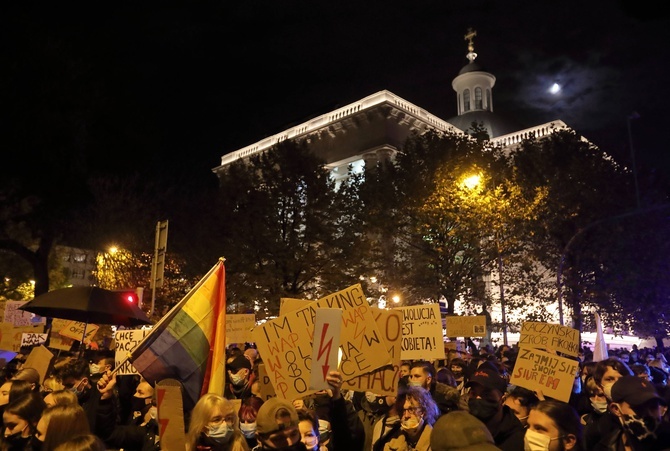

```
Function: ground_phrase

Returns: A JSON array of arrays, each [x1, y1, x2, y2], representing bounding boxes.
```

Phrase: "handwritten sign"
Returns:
[[5, 301, 40, 327], [252, 284, 391, 400], [343, 308, 402, 396], [279, 298, 311, 316], [0, 323, 42, 352], [21, 333, 48, 347], [257, 364, 276, 401], [115, 328, 152, 375], [58, 321, 100, 343], [309, 309, 342, 391], [510, 347, 579, 403], [226, 314, 255, 345], [445, 315, 486, 337], [518, 322, 580, 357], [397, 304, 445, 360]]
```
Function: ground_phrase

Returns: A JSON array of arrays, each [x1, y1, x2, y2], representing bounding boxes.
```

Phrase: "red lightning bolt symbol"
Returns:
[[317, 323, 333, 379]]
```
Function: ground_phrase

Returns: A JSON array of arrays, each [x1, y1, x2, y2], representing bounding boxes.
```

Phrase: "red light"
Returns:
[[126, 294, 135, 303]]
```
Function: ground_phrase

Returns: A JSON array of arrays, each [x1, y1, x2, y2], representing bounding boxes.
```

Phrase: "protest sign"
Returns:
[[115, 328, 152, 375], [0, 323, 41, 352], [226, 314, 255, 345], [58, 321, 100, 343], [5, 301, 39, 327], [309, 309, 342, 391], [397, 304, 445, 360], [156, 379, 186, 451], [343, 308, 402, 396], [21, 333, 47, 347], [510, 347, 580, 402], [257, 364, 276, 401], [445, 315, 486, 337], [279, 298, 312, 316], [518, 322, 580, 357], [252, 284, 391, 400], [48, 319, 74, 351], [23, 345, 54, 384]]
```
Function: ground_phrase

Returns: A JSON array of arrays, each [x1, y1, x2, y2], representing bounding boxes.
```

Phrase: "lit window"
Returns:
[[463, 90, 470, 112], [475, 88, 482, 109]]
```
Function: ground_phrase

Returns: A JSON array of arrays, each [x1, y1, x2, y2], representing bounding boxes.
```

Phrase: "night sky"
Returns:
[[3, 0, 669, 188]]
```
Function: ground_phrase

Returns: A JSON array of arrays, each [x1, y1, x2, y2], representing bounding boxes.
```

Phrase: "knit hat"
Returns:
[[465, 366, 507, 394], [611, 376, 663, 406], [430, 411, 501, 451], [255, 397, 299, 435]]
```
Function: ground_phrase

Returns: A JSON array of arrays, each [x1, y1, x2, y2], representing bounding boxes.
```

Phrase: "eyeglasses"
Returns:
[[403, 406, 421, 415]]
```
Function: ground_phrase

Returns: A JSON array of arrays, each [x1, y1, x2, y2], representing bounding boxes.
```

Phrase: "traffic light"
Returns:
[[113, 288, 144, 308]]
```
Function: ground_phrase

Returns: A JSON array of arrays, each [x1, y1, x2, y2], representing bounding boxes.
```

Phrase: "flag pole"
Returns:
[[110, 258, 226, 376]]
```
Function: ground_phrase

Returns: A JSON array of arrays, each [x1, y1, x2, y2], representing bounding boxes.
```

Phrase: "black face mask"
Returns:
[[131, 396, 152, 415], [30, 436, 43, 451], [468, 398, 500, 422], [367, 396, 391, 415], [3, 432, 30, 449]]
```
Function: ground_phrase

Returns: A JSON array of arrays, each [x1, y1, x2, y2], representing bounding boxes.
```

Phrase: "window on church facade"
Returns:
[[475, 87, 482, 109], [463, 89, 470, 112], [486, 89, 492, 111]]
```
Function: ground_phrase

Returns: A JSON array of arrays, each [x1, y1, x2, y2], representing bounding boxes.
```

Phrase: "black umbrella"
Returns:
[[19, 286, 152, 327]]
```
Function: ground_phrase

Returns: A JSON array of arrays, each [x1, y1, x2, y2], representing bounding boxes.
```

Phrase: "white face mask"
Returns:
[[89, 364, 100, 374], [229, 370, 247, 385], [524, 429, 551, 451], [591, 399, 608, 413], [240, 421, 256, 439], [400, 417, 423, 434]]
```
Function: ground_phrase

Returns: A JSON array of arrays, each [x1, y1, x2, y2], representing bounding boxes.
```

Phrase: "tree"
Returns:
[[212, 140, 364, 317]]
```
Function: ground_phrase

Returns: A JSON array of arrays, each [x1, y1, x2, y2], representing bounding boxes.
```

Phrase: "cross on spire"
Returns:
[[464, 28, 478, 63]]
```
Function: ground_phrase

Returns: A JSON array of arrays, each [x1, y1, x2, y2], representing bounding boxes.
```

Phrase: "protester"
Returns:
[[408, 360, 464, 414], [11, 368, 41, 394], [465, 366, 525, 451], [129, 378, 154, 426], [502, 385, 538, 427], [41, 376, 65, 397], [430, 410, 501, 451], [186, 393, 249, 451], [354, 389, 394, 451], [372, 386, 439, 451], [0, 379, 33, 411], [370, 390, 404, 451], [225, 355, 256, 401], [592, 375, 670, 450], [254, 397, 305, 451], [297, 408, 326, 451], [35, 404, 91, 451], [239, 395, 264, 449], [525, 399, 582, 451], [1, 392, 46, 450]]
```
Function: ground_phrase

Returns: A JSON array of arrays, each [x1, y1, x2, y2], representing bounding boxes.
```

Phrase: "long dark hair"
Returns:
[[4, 392, 46, 435]]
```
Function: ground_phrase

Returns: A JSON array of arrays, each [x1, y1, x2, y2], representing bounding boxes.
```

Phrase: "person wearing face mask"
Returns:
[[1, 392, 46, 451], [352, 389, 394, 451], [225, 356, 257, 401], [296, 409, 326, 451], [129, 379, 154, 426], [464, 365, 525, 451], [592, 375, 670, 450], [582, 357, 633, 450], [503, 385, 538, 427], [373, 386, 439, 451], [525, 399, 582, 451], [580, 377, 608, 434], [186, 393, 249, 451], [239, 396, 264, 449]]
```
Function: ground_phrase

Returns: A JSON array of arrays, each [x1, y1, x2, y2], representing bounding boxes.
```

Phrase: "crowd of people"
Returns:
[[1, 341, 670, 451]]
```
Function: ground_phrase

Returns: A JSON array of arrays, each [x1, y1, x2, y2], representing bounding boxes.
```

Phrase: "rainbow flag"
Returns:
[[130, 259, 226, 409]]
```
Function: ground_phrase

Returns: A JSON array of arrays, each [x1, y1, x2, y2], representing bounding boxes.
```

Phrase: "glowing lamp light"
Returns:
[[462, 174, 481, 190], [549, 83, 561, 94]]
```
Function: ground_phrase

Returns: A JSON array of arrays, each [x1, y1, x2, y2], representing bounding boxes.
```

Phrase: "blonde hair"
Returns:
[[42, 404, 91, 451], [186, 393, 246, 450], [42, 376, 65, 394], [45, 389, 79, 407]]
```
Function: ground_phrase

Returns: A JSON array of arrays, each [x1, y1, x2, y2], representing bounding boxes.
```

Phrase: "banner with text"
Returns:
[[252, 284, 391, 400], [21, 333, 48, 347], [397, 304, 445, 360], [518, 322, 580, 357], [279, 298, 311, 316], [226, 314, 255, 345], [5, 301, 43, 327], [445, 315, 486, 337], [510, 347, 580, 402], [59, 321, 100, 343], [115, 328, 152, 375], [0, 323, 41, 352], [342, 308, 402, 396]]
